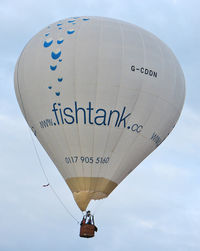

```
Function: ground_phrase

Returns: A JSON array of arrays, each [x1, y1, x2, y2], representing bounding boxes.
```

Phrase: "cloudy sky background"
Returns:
[[0, 0, 200, 250]]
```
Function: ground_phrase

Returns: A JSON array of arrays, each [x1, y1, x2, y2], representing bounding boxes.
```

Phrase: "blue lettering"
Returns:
[[52, 103, 59, 125], [58, 103, 64, 124], [63, 107, 74, 124], [86, 102, 94, 124], [117, 107, 131, 128], [47, 102, 144, 132], [107, 110, 120, 126], [151, 132, 162, 146], [75, 101, 86, 124], [94, 108, 106, 125]]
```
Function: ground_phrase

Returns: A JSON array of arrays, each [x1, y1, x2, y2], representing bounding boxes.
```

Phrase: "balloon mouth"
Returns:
[[65, 177, 117, 211], [73, 191, 107, 211]]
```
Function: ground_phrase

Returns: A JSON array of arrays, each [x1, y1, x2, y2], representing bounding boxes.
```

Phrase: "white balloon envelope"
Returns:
[[14, 16, 185, 211]]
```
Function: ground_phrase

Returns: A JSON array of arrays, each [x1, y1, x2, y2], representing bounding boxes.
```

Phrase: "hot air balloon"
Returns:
[[14, 16, 185, 237]]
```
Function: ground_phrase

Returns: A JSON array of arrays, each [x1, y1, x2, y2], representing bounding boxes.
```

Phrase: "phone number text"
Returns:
[[65, 156, 110, 165]]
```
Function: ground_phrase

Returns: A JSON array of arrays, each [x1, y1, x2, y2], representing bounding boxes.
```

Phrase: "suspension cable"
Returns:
[[28, 127, 79, 224]]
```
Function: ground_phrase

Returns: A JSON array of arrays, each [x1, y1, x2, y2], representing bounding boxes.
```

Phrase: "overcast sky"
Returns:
[[0, 0, 200, 250]]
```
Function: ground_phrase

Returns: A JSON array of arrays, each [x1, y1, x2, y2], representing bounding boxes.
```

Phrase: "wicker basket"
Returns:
[[80, 224, 95, 238]]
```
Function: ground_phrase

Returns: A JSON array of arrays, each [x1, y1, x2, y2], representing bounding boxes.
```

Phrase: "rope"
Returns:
[[28, 128, 79, 224]]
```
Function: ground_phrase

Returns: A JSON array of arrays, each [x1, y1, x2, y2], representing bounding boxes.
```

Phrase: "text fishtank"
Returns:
[[52, 102, 131, 128]]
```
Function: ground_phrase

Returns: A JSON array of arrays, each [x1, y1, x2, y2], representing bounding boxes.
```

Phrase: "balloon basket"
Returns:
[[80, 224, 95, 238]]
